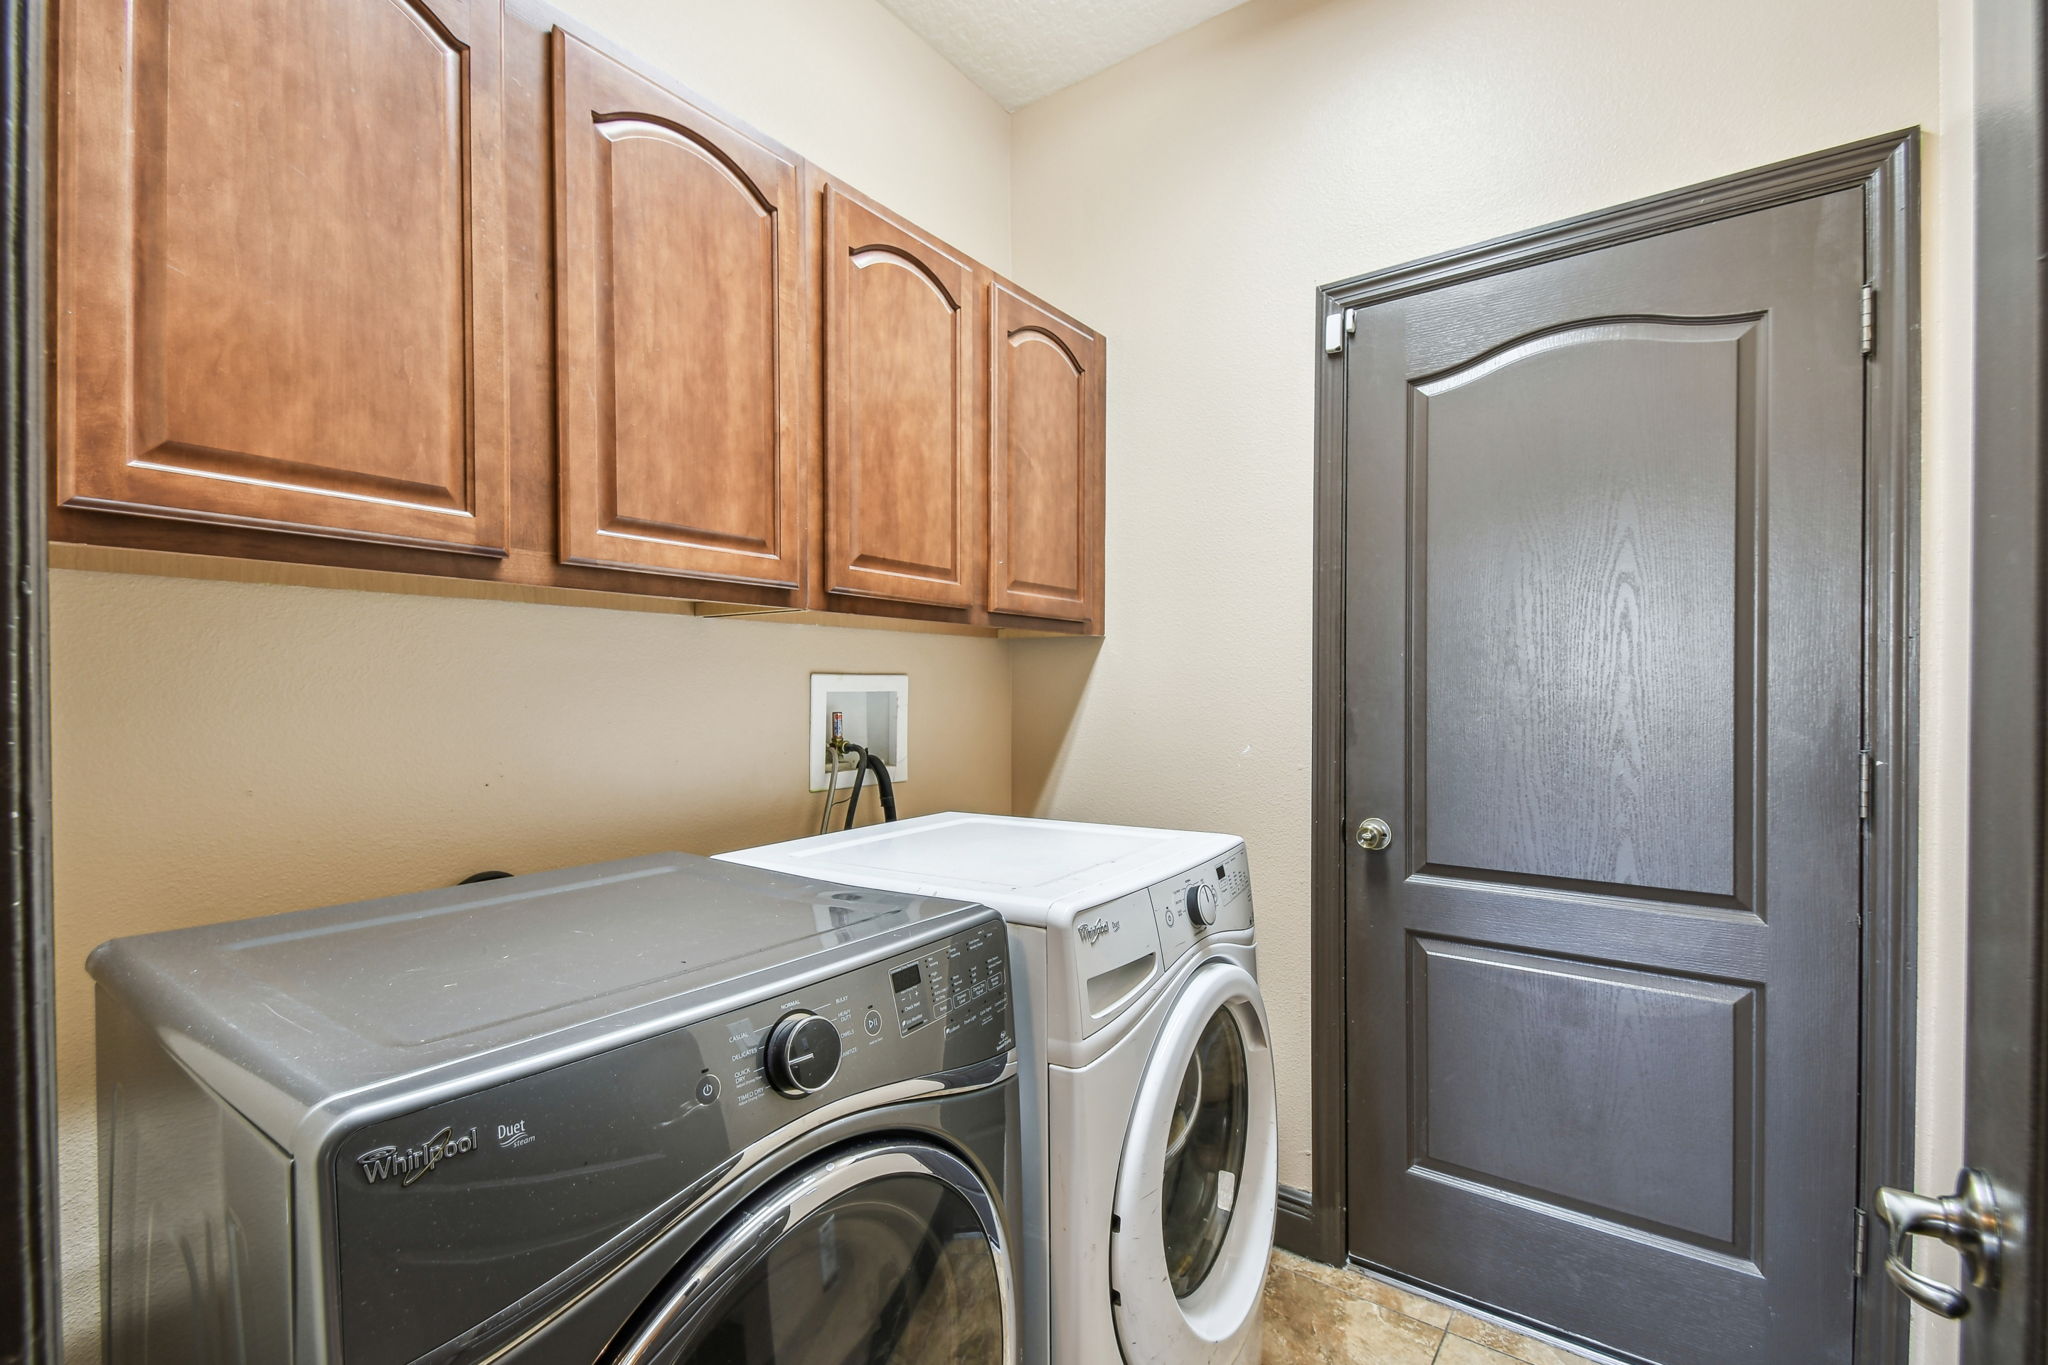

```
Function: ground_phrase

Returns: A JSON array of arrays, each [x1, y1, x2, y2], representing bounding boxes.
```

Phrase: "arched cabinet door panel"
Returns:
[[55, 0, 510, 553], [552, 31, 809, 589], [821, 185, 982, 608], [987, 281, 1104, 627]]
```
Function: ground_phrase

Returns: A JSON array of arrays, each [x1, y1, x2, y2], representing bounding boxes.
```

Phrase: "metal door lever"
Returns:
[[1874, 1169, 2003, 1319]]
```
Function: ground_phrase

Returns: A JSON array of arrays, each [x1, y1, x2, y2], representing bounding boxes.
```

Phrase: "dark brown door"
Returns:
[[821, 183, 981, 608], [552, 30, 810, 589], [54, 0, 509, 552], [987, 280, 1104, 627], [1343, 191, 1867, 1363]]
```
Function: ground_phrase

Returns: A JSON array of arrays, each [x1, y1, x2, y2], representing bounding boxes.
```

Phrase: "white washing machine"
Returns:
[[719, 813, 1276, 1365]]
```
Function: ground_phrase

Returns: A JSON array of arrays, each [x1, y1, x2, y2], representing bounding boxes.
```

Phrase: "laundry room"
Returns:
[[5, 0, 2034, 1362]]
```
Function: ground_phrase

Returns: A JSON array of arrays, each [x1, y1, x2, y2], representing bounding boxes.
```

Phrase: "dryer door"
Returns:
[[1110, 960, 1278, 1364], [608, 1140, 1016, 1365]]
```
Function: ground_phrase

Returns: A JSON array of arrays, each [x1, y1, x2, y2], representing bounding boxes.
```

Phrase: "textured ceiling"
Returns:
[[878, 0, 1254, 110]]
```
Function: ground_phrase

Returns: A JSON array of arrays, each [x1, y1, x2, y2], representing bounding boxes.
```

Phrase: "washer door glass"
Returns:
[[610, 1143, 1011, 1365], [1160, 1006, 1250, 1299]]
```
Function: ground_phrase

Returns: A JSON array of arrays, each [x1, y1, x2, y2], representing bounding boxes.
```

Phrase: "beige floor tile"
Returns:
[[1261, 1263, 1351, 1364], [1333, 1295, 1444, 1364], [1446, 1311, 1599, 1365], [1436, 1333, 1527, 1365], [1269, 1251, 1455, 1329]]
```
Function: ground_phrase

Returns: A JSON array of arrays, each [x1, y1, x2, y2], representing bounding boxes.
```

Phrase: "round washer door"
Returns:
[[608, 1140, 1016, 1365], [1110, 960, 1277, 1365]]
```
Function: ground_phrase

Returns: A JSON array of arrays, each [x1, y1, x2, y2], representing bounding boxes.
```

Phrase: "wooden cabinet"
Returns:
[[820, 184, 983, 609], [552, 32, 810, 588], [987, 281, 1105, 628], [52, 0, 1108, 635], [55, 0, 509, 552]]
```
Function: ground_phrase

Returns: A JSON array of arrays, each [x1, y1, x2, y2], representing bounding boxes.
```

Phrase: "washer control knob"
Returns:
[[764, 1011, 842, 1097], [1186, 883, 1219, 927]]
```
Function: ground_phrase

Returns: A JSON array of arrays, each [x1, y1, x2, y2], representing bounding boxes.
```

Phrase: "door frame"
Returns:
[[1964, 0, 2048, 1353], [3, 0, 62, 1357], [1294, 130, 1920, 1365]]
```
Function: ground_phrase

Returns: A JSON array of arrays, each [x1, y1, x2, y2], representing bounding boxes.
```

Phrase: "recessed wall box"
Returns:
[[810, 674, 910, 792]]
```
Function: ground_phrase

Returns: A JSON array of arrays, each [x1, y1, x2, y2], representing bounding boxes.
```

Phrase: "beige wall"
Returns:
[[1007, 1, 1969, 1361], [48, 1, 1016, 1358]]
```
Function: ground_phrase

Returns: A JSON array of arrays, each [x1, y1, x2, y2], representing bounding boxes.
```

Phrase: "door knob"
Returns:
[[1355, 818, 1392, 852], [1874, 1168, 2003, 1319]]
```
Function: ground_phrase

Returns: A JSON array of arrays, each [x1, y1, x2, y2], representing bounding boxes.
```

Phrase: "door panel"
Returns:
[[1345, 190, 1866, 1365], [988, 281, 1104, 625], [1418, 321, 1748, 899], [55, 0, 508, 551], [552, 32, 808, 587], [822, 186, 980, 607]]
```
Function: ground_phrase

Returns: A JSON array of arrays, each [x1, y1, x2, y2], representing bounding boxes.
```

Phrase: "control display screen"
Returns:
[[891, 964, 923, 994]]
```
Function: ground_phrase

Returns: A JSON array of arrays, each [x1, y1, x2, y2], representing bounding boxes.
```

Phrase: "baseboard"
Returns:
[[1273, 1184, 1329, 1262]]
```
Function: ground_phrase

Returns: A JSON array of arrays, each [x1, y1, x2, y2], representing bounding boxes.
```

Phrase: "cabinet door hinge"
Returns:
[[1859, 748, 1874, 822], [1324, 307, 1356, 356], [1853, 1207, 1869, 1279], [1861, 284, 1876, 355]]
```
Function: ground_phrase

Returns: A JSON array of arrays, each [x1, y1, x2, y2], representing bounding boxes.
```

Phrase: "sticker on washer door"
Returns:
[[1216, 1170, 1236, 1212]]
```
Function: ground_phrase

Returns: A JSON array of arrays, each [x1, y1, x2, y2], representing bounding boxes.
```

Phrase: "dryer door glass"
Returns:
[[610, 1142, 1012, 1365], [1161, 1006, 1250, 1298]]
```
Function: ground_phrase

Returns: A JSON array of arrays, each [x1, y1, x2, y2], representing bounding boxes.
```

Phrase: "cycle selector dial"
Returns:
[[764, 1011, 842, 1097], [1186, 883, 1219, 927]]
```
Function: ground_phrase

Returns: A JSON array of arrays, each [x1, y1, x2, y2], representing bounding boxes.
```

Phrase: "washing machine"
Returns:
[[719, 813, 1277, 1365], [89, 853, 1022, 1364]]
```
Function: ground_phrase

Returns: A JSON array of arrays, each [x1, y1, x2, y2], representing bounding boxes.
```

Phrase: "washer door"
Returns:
[[1110, 961, 1277, 1364], [608, 1141, 1016, 1365]]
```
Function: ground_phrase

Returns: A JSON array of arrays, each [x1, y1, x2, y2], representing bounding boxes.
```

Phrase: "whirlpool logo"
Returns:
[[354, 1126, 479, 1188], [1078, 917, 1117, 945]]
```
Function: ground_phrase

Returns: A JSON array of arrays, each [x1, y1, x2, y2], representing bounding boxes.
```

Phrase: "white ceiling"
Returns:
[[879, 0, 1254, 111]]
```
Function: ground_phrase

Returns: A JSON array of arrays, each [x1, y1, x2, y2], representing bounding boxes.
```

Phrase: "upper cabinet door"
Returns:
[[55, 0, 509, 552], [552, 32, 809, 588], [822, 186, 981, 608], [987, 282, 1105, 627]]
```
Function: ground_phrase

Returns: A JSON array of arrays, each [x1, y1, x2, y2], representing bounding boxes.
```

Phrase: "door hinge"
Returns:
[[1860, 283, 1876, 355], [1859, 748, 1874, 822], [1853, 1207, 1869, 1279], [1324, 307, 1356, 356]]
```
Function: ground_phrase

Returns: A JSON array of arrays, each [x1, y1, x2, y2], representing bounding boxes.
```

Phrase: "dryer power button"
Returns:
[[765, 1011, 843, 1097]]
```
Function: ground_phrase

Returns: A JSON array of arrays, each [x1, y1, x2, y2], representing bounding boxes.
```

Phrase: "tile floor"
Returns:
[[1261, 1251, 1605, 1365]]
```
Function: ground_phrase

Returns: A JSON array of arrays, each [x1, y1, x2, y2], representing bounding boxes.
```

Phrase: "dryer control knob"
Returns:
[[1186, 883, 1219, 927], [765, 1011, 842, 1097]]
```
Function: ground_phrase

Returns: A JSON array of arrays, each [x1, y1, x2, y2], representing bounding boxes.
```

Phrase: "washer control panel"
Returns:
[[1148, 847, 1253, 964]]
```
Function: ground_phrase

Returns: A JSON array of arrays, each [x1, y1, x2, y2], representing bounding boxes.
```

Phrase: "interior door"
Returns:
[[552, 30, 809, 589], [821, 184, 981, 608], [1342, 190, 1868, 1364]]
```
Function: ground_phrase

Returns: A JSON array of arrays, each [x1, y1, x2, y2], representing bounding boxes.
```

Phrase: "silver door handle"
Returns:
[[1874, 1169, 2003, 1319]]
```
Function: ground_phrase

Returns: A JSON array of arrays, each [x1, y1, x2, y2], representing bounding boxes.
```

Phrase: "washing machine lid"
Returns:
[[86, 853, 991, 1136], [718, 813, 1241, 925]]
